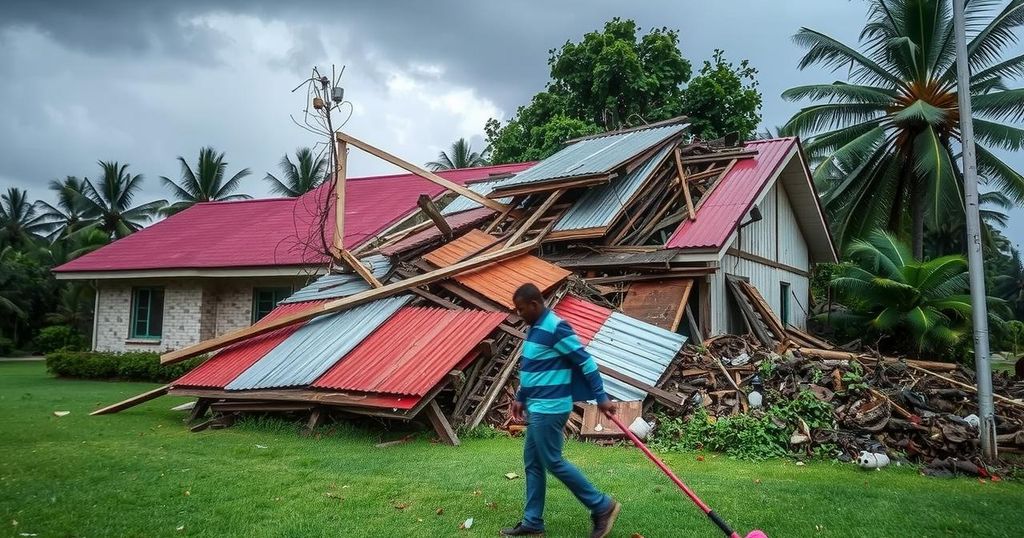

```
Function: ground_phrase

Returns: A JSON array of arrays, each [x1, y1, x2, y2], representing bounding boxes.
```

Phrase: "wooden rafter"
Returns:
[[160, 238, 541, 365], [504, 189, 564, 247], [674, 148, 696, 221], [335, 131, 508, 213], [416, 194, 453, 240]]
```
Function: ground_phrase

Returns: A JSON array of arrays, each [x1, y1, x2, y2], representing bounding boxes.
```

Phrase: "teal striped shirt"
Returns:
[[516, 309, 608, 414]]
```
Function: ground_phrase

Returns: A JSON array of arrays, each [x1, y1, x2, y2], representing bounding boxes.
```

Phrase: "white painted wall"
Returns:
[[709, 181, 813, 335]]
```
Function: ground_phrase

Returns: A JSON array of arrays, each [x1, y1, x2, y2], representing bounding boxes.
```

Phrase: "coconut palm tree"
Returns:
[[426, 138, 489, 171], [0, 187, 50, 248], [782, 0, 1024, 258], [72, 161, 166, 239], [995, 247, 1024, 319], [263, 147, 328, 197], [0, 246, 26, 320], [826, 229, 1007, 354], [36, 176, 88, 241], [161, 147, 251, 215], [924, 190, 1012, 256]]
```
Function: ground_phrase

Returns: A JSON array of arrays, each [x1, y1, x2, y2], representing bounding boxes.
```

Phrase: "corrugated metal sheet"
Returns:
[[552, 296, 611, 345], [442, 177, 515, 215], [490, 123, 687, 191], [172, 301, 328, 389], [422, 229, 571, 309], [553, 144, 674, 232], [378, 208, 494, 257], [313, 307, 506, 396], [666, 138, 796, 250], [587, 312, 687, 401], [225, 295, 411, 390], [280, 255, 391, 304]]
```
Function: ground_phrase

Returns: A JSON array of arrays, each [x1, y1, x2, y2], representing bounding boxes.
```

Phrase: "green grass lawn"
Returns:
[[2, 361, 1022, 538]]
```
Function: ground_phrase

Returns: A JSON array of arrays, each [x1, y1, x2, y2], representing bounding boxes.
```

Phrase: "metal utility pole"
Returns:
[[952, 0, 997, 461]]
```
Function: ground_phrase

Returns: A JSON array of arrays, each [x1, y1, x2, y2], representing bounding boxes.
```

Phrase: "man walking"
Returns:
[[501, 283, 621, 538]]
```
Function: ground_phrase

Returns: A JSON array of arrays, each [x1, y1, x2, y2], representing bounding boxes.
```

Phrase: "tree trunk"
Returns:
[[910, 178, 925, 260]]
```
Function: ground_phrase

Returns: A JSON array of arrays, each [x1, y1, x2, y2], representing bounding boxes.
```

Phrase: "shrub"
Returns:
[[46, 351, 205, 383], [33, 325, 88, 354], [0, 337, 13, 356]]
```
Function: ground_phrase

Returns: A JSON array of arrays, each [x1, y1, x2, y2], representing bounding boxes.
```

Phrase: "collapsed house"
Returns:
[[90, 117, 859, 445]]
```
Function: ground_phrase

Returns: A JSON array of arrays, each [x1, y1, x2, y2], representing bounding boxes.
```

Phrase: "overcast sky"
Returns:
[[1, 0, 1021, 248]]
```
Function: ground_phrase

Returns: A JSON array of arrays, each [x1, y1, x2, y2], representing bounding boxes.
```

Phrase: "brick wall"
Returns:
[[93, 276, 310, 353]]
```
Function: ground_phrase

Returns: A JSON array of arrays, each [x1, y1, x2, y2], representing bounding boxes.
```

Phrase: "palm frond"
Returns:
[[976, 143, 1024, 204], [912, 126, 964, 229], [973, 88, 1024, 122], [793, 28, 905, 87], [782, 103, 888, 137]]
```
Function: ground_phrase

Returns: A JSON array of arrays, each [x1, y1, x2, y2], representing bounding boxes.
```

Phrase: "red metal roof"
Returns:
[[312, 307, 505, 396], [378, 207, 495, 257], [422, 229, 572, 309], [54, 163, 533, 273], [665, 138, 797, 250], [553, 296, 612, 345], [172, 301, 327, 389]]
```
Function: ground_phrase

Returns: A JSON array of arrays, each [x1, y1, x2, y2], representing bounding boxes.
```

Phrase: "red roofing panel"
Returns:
[[378, 207, 495, 256], [313, 307, 505, 396], [172, 301, 326, 388], [422, 229, 572, 309], [666, 138, 796, 250], [55, 163, 533, 273], [553, 296, 612, 346]]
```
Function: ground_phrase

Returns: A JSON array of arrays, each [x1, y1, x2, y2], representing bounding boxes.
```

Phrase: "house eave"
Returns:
[[54, 265, 327, 281]]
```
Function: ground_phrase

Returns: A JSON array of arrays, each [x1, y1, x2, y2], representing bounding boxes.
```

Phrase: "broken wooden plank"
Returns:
[[90, 385, 170, 416], [504, 189, 565, 247], [335, 130, 508, 213], [425, 399, 460, 446], [161, 238, 540, 365], [339, 249, 384, 288], [417, 194, 453, 239], [796, 348, 961, 372], [596, 365, 684, 410], [331, 140, 348, 253], [620, 278, 693, 332], [579, 401, 643, 438]]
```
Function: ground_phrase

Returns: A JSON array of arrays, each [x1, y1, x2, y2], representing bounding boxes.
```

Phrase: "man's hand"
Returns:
[[511, 401, 525, 422], [598, 400, 616, 416]]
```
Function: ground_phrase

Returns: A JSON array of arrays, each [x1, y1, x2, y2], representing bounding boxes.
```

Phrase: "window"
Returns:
[[252, 287, 292, 323], [780, 282, 791, 327], [130, 287, 164, 340]]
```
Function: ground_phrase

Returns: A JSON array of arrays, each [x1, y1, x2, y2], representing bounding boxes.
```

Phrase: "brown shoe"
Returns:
[[589, 500, 621, 538]]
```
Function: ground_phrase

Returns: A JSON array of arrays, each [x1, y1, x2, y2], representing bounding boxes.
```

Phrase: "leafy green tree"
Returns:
[[0, 247, 26, 321], [824, 229, 1007, 355], [681, 50, 763, 140], [161, 147, 251, 215], [263, 147, 327, 197], [71, 161, 166, 239], [486, 18, 762, 164], [426, 138, 489, 171], [995, 247, 1024, 319], [783, 0, 1024, 258], [0, 187, 50, 248]]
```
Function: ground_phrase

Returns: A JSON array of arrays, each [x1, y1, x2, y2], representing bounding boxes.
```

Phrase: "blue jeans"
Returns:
[[522, 411, 611, 530]]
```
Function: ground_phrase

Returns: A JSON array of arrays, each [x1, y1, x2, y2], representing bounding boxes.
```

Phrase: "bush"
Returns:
[[46, 351, 205, 383], [33, 325, 88, 354], [0, 337, 13, 356]]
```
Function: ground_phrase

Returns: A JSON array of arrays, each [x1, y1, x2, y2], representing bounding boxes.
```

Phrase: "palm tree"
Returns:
[[263, 147, 328, 197], [924, 190, 1012, 256], [826, 229, 1007, 354], [36, 176, 88, 240], [161, 147, 251, 215], [995, 247, 1024, 319], [72, 161, 166, 239], [426, 138, 489, 171], [0, 246, 26, 320], [0, 187, 50, 248], [782, 0, 1024, 258]]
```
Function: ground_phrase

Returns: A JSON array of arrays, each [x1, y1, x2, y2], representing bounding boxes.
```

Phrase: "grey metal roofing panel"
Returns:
[[585, 311, 687, 401], [491, 123, 687, 191], [225, 295, 411, 390], [552, 144, 674, 232], [280, 255, 391, 304], [441, 178, 513, 215]]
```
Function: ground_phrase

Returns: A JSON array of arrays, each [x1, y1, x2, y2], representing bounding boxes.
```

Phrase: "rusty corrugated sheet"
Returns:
[[313, 307, 505, 396], [620, 279, 694, 331], [552, 296, 611, 346], [172, 301, 329, 389], [378, 208, 494, 257], [225, 295, 411, 390], [422, 229, 571, 309]]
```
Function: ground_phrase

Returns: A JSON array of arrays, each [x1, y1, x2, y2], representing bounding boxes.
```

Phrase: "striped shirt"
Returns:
[[516, 308, 608, 414]]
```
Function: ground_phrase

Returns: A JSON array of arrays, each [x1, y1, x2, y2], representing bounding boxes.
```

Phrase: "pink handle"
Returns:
[[604, 412, 713, 514]]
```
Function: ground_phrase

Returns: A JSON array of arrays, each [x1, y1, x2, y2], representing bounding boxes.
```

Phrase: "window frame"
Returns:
[[780, 281, 791, 327], [251, 286, 293, 323], [129, 287, 165, 340]]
